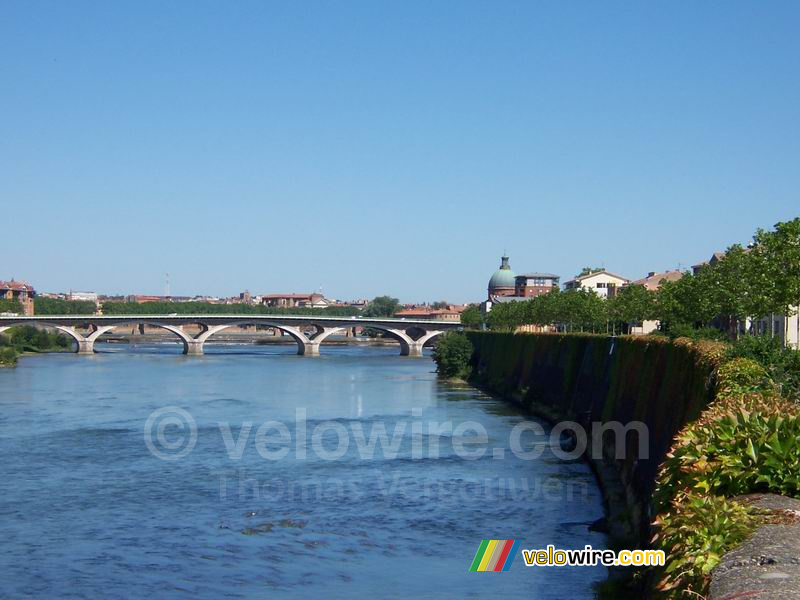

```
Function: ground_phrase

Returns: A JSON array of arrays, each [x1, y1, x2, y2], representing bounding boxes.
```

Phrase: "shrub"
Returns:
[[727, 335, 800, 400], [431, 332, 474, 379], [5, 326, 72, 353], [664, 323, 728, 342], [0, 347, 18, 367], [652, 353, 800, 596], [653, 493, 760, 596]]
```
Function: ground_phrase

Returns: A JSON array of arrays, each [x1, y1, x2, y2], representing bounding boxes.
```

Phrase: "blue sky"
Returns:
[[2, 1, 798, 303]]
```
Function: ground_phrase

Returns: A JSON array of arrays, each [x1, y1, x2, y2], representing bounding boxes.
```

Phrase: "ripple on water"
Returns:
[[0, 346, 608, 599]]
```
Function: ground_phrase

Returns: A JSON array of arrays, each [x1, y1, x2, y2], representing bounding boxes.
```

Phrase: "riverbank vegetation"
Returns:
[[652, 351, 800, 597], [431, 331, 473, 379], [0, 326, 73, 366]]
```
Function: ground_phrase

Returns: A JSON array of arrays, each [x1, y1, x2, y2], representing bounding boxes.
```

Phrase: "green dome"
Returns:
[[488, 255, 516, 290]]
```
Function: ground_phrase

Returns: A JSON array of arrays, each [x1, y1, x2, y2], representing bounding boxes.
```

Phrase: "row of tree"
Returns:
[[34, 297, 97, 315], [466, 218, 800, 337], [10, 293, 407, 319], [100, 301, 363, 317]]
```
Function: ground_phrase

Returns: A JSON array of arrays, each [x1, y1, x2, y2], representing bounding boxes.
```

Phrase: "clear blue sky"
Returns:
[[2, 1, 798, 303]]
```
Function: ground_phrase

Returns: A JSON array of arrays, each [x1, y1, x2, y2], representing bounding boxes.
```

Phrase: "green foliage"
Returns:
[[459, 304, 484, 329], [3, 326, 72, 353], [727, 335, 800, 400], [651, 218, 800, 339], [653, 493, 760, 597], [360, 296, 400, 318], [661, 323, 728, 342], [652, 354, 800, 596], [34, 297, 96, 315], [431, 332, 474, 379], [486, 288, 608, 332], [0, 346, 18, 366], [0, 299, 24, 313], [485, 301, 526, 331], [607, 284, 656, 330], [101, 301, 360, 317]]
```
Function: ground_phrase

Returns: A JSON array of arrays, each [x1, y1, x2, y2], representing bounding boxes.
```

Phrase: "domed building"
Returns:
[[487, 255, 516, 298]]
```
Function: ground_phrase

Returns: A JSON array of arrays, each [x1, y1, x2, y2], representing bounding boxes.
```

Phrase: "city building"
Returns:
[[692, 252, 726, 275], [260, 293, 330, 309], [629, 270, 684, 334], [484, 255, 561, 314], [69, 291, 99, 302], [0, 279, 36, 315], [395, 304, 466, 321], [563, 270, 630, 298], [126, 295, 168, 303], [632, 270, 684, 292], [514, 273, 560, 297]]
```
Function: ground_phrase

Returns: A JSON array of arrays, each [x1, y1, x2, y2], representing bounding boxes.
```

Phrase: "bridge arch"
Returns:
[[63, 322, 198, 354], [188, 321, 347, 356], [365, 326, 445, 357]]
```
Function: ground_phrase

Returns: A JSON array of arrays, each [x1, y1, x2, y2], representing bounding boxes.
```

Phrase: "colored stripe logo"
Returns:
[[469, 540, 520, 571]]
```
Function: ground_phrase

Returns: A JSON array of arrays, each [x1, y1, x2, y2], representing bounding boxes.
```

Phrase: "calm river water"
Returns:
[[0, 343, 607, 599]]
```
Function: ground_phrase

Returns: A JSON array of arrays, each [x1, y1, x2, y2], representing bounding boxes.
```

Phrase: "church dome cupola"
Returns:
[[488, 254, 516, 297]]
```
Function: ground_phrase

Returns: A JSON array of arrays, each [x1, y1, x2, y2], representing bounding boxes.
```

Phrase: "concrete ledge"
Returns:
[[710, 494, 800, 600]]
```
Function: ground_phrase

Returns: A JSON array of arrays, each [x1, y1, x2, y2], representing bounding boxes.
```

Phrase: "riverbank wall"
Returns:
[[466, 332, 720, 544]]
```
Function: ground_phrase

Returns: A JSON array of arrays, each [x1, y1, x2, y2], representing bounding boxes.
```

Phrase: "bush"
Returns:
[[5, 326, 72, 353], [727, 335, 800, 400], [653, 493, 760, 596], [431, 332, 474, 379], [652, 354, 800, 596], [664, 323, 728, 342], [0, 347, 18, 366]]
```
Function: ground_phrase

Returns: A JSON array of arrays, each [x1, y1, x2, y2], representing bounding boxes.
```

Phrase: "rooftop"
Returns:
[[566, 269, 630, 283], [516, 272, 559, 279], [632, 270, 684, 291], [0, 279, 35, 291]]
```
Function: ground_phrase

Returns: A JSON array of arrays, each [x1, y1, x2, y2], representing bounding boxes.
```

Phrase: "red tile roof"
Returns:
[[0, 280, 35, 292]]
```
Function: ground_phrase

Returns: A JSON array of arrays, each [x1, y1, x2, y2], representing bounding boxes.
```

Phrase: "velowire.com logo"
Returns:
[[469, 540, 520, 571]]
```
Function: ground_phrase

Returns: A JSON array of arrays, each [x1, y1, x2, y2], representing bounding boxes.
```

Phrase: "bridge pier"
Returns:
[[77, 340, 95, 354], [401, 342, 426, 357], [300, 342, 321, 356], [184, 340, 204, 355]]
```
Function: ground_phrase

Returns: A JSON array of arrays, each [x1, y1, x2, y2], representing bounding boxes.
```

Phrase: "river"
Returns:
[[0, 343, 607, 598]]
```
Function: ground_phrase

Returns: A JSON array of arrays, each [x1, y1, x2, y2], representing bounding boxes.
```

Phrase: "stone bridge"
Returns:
[[0, 314, 461, 357]]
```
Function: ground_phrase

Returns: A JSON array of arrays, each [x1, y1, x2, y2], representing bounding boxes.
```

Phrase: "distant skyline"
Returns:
[[2, 2, 799, 303]]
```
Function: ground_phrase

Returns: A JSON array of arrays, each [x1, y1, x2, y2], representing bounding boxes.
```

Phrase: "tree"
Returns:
[[486, 301, 528, 331], [0, 299, 23, 314], [554, 288, 606, 332], [754, 218, 800, 344], [608, 284, 656, 333], [460, 305, 484, 329], [654, 271, 718, 331], [431, 301, 449, 310], [34, 297, 96, 315], [431, 332, 474, 379], [578, 266, 604, 277], [362, 296, 401, 317]]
